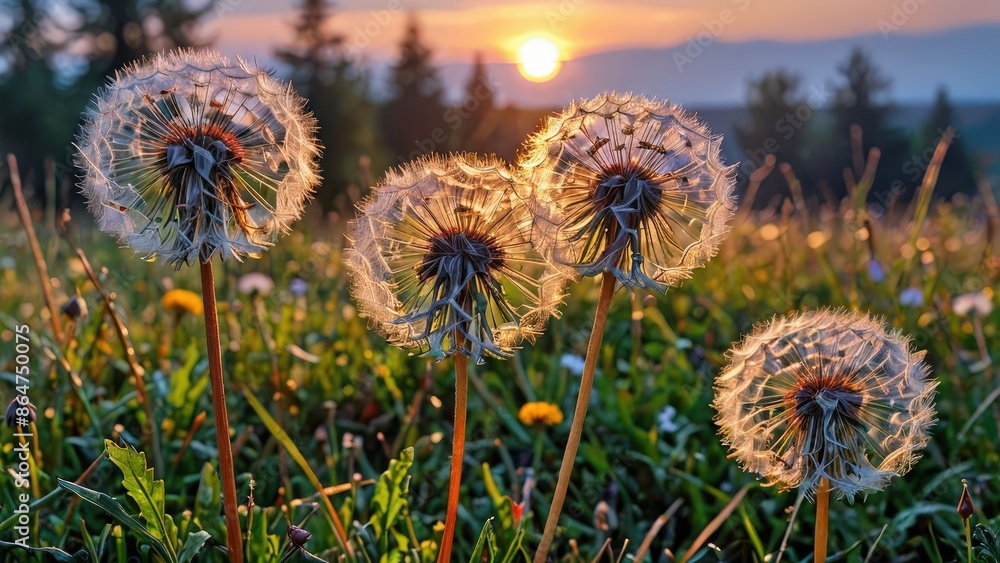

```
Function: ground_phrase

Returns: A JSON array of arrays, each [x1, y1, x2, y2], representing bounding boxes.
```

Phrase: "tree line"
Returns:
[[0, 0, 981, 215]]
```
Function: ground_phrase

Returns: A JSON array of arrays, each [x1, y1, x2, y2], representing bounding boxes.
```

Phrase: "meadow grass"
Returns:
[[0, 181, 998, 561]]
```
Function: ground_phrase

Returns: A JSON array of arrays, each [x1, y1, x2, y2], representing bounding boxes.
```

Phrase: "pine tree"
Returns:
[[0, 0, 216, 202], [914, 87, 977, 198], [735, 70, 811, 207], [379, 14, 446, 163], [449, 52, 497, 153], [99, 0, 214, 74], [277, 0, 384, 212], [830, 48, 912, 200]]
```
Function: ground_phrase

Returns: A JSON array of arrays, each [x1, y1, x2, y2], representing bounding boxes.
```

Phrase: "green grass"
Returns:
[[0, 189, 998, 561]]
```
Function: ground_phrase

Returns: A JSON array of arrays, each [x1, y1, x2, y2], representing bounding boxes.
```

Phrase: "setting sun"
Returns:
[[517, 37, 561, 82]]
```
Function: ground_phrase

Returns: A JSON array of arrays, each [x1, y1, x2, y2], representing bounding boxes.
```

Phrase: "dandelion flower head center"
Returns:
[[345, 155, 568, 363], [76, 50, 320, 267], [417, 228, 506, 285], [713, 310, 937, 501], [786, 373, 865, 426], [521, 92, 736, 292]]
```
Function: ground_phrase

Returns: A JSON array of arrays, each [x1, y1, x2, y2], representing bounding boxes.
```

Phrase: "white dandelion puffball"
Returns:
[[520, 92, 736, 292], [713, 309, 937, 501], [76, 49, 321, 267], [345, 154, 568, 363]]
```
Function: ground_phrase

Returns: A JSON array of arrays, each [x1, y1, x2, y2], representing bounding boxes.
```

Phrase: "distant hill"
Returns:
[[485, 103, 1000, 199], [432, 23, 1000, 108]]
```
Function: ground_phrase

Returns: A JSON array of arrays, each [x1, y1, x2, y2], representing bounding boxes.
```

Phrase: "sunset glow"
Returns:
[[517, 37, 561, 82]]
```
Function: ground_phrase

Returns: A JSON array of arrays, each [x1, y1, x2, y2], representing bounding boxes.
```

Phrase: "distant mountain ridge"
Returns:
[[429, 23, 1000, 108]]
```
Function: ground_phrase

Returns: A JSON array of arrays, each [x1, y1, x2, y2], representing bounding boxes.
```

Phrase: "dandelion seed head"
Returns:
[[712, 309, 937, 501], [345, 154, 568, 363], [237, 271, 275, 296], [953, 291, 993, 317], [520, 92, 736, 292], [76, 49, 321, 267]]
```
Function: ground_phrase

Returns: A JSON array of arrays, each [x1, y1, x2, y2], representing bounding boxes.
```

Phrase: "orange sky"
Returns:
[[212, 0, 1000, 65]]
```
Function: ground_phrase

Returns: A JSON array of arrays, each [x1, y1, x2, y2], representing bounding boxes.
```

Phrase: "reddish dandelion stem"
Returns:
[[438, 334, 469, 563], [534, 272, 616, 562], [815, 477, 830, 563], [200, 260, 244, 563]]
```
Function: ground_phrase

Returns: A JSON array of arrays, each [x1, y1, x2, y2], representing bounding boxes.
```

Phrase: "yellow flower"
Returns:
[[518, 402, 564, 427], [162, 289, 204, 316]]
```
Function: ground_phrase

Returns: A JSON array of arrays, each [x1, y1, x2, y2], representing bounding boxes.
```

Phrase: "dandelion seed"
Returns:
[[713, 309, 937, 501], [76, 49, 320, 267], [520, 92, 736, 292], [518, 402, 565, 427], [345, 154, 567, 363]]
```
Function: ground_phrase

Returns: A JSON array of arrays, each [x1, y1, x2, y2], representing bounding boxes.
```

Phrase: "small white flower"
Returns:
[[953, 292, 992, 317], [559, 353, 586, 376]]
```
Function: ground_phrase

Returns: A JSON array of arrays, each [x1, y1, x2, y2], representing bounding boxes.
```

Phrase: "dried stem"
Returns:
[[815, 478, 831, 563], [438, 334, 469, 563], [200, 260, 244, 563], [534, 272, 616, 563], [8, 154, 63, 343], [61, 223, 162, 473]]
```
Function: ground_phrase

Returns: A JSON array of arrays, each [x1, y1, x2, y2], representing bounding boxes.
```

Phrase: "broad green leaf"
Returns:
[[246, 506, 281, 563], [57, 478, 175, 563], [369, 447, 414, 554], [193, 461, 224, 539], [177, 530, 212, 563], [166, 343, 209, 427], [104, 439, 178, 561]]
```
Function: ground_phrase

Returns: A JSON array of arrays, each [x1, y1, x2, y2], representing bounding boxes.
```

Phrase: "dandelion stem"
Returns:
[[438, 336, 469, 563], [200, 260, 244, 563], [815, 477, 831, 563], [534, 272, 616, 563]]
